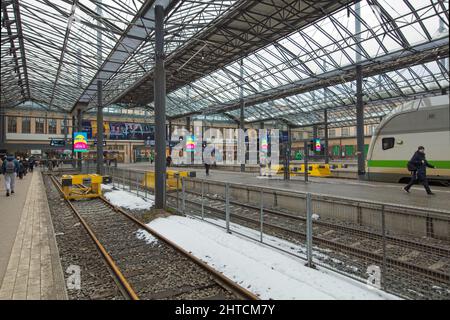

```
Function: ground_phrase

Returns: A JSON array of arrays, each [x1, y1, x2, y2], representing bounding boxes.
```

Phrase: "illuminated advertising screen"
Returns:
[[73, 132, 88, 153], [261, 137, 268, 151], [314, 138, 321, 152], [186, 135, 196, 152]]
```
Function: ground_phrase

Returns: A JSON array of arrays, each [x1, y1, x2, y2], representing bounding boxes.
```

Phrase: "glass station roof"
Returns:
[[1, 0, 449, 127]]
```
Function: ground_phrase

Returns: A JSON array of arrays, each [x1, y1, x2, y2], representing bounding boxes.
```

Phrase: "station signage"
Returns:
[[73, 132, 88, 153], [50, 138, 65, 147]]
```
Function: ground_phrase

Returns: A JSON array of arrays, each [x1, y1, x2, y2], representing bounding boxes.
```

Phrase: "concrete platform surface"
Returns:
[[118, 163, 450, 212], [0, 171, 67, 300]]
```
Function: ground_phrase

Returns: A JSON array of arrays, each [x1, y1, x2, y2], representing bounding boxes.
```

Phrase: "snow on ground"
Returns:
[[100, 183, 399, 300], [135, 229, 158, 245], [140, 215, 400, 300], [102, 184, 154, 210]]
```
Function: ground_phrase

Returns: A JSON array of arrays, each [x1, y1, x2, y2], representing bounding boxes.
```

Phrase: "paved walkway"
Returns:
[[0, 171, 32, 284], [119, 163, 450, 212], [0, 171, 67, 300]]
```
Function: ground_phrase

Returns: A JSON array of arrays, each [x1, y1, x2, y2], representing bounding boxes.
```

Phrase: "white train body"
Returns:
[[366, 95, 450, 183]]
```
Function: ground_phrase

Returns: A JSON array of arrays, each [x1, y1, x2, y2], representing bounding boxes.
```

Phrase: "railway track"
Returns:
[[49, 175, 258, 300], [165, 190, 450, 300]]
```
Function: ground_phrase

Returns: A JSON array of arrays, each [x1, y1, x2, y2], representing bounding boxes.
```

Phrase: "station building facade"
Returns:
[[2, 108, 376, 163]]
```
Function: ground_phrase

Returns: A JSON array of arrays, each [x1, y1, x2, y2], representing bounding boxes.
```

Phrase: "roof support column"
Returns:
[[64, 115, 68, 145], [356, 65, 365, 179], [239, 59, 245, 172], [77, 109, 83, 170], [186, 116, 193, 164], [154, 4, 166, 210], [355, 1, 365, 179], [324, 109, 329, 164], [71, 115, 76, 167], [0, 105, 5, 147], [96, 80, 104, 175]]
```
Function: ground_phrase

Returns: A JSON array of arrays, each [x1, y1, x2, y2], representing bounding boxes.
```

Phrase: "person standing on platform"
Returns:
[[404, 146, 435, 195], [2, 155, 19, 196]]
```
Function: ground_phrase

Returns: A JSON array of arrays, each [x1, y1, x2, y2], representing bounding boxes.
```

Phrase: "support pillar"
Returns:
[[324, 109, 329, 164], [0, 105, 5, 148], [154, 4, 166, 210], [77, 109, 83, 170], [96, 80, 104, 175], [239, 59, 245, 172], [356, 65, 365, 179]]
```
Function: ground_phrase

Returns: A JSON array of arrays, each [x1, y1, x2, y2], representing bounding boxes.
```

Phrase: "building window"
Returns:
[[35, 118, 45, 134], [22, 117, 31, 134], [60, 119, 67, 134], [341, 127, 350, 137], [382, 137, 395, 150], [7, 117, 17, 133], [329, 129, 336, 137], [48, 119, 57, 134]]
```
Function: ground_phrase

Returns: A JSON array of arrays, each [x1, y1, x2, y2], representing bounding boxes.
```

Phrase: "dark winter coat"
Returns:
[[409, 151, 434, 177]]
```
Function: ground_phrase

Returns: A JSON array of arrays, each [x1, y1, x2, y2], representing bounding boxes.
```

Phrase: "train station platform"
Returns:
[[0, 171, 67, 300], [118, 163, 450, 212]]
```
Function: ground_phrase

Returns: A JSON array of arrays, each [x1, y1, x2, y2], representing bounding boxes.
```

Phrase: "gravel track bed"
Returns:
[[167, 192, 450, 300], [43, 175, 124, 300], [69, 197, 239, 300]]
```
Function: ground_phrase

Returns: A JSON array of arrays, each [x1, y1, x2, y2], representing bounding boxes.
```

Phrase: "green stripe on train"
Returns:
[[367, 160, 450, 169]]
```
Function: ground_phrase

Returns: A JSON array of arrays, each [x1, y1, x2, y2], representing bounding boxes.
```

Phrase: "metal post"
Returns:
[[303, 140, 309, 182], [182, 177, 186, 213], [0, 105, 6, 148], [381, 204, 387, 289], [355, 1, 365, 180], [225, 183, 230, 233], [201, 180, 205, 220], [284, 125, 291, 180], [239, 59, 245, 173], [122, 169, 125, 190], [324, 109, 329, 164], [96, 80, 104, 175], [176, 174, 180, 212], [306, 193, 313, 268], [136, 175, 139, 196], [154, 4, 166, 209], [77, 109, 83, 170], [356, 65, 365, 180], [260, 190, 264, 242], [71, 115, 76, 168], [144, 173, 148, 199]]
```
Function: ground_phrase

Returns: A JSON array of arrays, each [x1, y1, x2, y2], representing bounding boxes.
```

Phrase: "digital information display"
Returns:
[[314, 138, 321, 152], [73, 132, 89, 153], [186, 135, 196, 152]]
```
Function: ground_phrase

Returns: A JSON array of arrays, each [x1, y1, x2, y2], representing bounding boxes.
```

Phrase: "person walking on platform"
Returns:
[[404, 146, 435, 195], [2, 155, 19, 196]]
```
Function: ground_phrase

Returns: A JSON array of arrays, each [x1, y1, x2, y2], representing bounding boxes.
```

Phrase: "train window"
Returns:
[[382, 137, 395, 150]]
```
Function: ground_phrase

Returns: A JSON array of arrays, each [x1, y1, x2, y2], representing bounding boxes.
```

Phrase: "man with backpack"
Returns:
[[404, 146, 435, 195], [2, 154, 20, 196]]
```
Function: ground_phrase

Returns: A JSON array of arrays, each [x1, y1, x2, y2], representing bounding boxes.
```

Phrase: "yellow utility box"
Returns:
[[142, 170, 196, 191], [61, 174, 111, 200], [290, 164, 332, 177]]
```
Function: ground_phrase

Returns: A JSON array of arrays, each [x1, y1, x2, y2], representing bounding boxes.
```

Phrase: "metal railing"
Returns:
[[91, 166, 450, 300], [176, 176, 450, 300]]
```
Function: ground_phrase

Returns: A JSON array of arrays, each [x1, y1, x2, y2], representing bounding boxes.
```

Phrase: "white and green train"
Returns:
[[366, 94, 450, 185]]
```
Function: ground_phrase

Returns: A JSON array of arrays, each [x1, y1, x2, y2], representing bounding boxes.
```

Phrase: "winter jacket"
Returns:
[[409, 151, 434, 176], [1, 156, 20, 174]]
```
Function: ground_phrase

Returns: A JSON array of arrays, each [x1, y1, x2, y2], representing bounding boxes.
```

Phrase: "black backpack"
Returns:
[[407, 160, 417, 172]]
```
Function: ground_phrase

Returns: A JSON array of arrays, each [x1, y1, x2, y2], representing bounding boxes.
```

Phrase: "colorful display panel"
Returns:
[[73, 132, 88, 153]]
